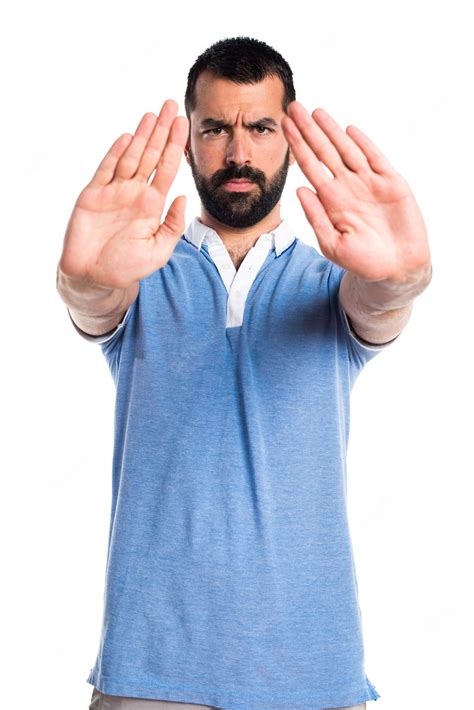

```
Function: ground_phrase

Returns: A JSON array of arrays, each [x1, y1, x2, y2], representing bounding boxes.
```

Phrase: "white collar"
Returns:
[[183, 216, 295, 257]]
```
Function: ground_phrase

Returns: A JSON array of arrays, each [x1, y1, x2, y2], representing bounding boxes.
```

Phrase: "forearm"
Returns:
[[56, 264, 139, 336], [339, 263, 433, 344]]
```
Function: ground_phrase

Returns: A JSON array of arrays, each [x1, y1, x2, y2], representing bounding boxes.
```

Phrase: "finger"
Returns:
[[114, 112, 159, 180], [281, 115, 332, 189], [160, 194, 186, 241], [89, 133, 133, 187], [150, 116, 189, 196], [287, 102, 347, 177], [309, 108, 371, 174], [296, 186, 338, 256], [152, 195, 187, 262], [345, 124, 396, 174], [136, 100, 181, 181]]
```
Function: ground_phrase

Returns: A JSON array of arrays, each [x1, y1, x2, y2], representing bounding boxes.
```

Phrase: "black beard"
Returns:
[[188, 148, 290, 229]]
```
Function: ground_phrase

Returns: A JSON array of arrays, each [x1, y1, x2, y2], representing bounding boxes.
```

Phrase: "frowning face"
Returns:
[[185, 71, 295, 228]]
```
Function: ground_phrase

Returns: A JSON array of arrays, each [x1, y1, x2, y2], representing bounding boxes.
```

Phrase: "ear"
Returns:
[[184, 117, 193, 166], [184, 138, 191, 166]]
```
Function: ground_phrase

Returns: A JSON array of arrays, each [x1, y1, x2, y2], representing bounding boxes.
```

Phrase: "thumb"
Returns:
[[297, 186, 337, 256], [161, 194, 187, 240], [154, 194, 187, 263]]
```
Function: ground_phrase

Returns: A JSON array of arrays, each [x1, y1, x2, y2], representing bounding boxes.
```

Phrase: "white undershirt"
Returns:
[[183, 216, 296, 328]]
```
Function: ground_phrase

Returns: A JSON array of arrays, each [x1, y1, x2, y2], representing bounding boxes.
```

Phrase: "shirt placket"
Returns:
[[206, 233, 274, 328]]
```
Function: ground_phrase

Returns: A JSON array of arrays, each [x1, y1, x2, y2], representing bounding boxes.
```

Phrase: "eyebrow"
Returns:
[[199, 117, 279, 129]]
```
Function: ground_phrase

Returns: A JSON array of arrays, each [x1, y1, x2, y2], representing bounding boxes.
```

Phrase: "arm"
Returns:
[[56, 265, 140, 337], [339, 263, 432, 345], [281, 103, 432, 341], [56, 100, 188, 340]]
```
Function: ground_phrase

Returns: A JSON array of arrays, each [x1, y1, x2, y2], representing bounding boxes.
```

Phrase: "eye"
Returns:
[[203, 127, 225, 135], [253, 125, 272, 134]]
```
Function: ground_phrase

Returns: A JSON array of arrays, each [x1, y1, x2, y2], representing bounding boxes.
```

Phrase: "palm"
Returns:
[[59, 101, 189, 290], [69, 180, 167, 287], [282, 103, 430, 282]]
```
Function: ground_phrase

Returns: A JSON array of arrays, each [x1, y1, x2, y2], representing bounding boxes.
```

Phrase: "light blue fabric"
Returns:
[[86, 234, 390, 709]]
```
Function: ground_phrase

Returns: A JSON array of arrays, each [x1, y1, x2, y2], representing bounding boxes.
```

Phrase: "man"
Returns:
[[57, 37, 432, 710]]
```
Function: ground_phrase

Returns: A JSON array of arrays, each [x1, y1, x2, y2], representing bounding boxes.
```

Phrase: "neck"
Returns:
[[199, 203, 282, 249]]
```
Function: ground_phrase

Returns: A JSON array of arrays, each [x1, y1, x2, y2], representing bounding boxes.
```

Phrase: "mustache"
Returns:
[[210, 165, 266, 190]]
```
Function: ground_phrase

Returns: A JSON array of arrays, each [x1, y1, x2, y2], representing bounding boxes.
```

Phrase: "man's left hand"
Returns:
[[281, 102, 431, 285]]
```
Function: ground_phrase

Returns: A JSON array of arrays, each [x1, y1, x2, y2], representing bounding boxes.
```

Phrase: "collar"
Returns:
[[183, 216, 295, 257]]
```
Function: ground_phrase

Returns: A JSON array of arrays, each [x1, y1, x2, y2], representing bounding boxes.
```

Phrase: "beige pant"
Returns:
[[88, 686, 367, 710]]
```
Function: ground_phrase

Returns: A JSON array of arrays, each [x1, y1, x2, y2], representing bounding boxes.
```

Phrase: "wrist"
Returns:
[[56, 264, 131, 317]]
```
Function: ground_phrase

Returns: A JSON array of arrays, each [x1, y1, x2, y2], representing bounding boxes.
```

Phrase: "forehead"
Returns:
[[191, 71, 286, 120]]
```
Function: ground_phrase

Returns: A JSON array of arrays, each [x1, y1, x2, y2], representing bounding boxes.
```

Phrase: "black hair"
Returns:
[[184, 36, 296, 118]]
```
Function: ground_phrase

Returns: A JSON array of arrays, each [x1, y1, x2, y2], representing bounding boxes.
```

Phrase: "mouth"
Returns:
[[222, 179, 256, 192]]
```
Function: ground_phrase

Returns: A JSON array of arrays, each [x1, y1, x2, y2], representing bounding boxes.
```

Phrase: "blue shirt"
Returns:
[[80, 218, 392, 708]]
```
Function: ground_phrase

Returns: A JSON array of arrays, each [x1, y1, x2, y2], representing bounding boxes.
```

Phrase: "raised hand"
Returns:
[[281, 103, 431, 283], [58, 100, 189, 290]]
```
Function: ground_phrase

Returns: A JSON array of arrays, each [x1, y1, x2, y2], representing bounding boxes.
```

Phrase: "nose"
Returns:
[[225, 130, 252, 167]]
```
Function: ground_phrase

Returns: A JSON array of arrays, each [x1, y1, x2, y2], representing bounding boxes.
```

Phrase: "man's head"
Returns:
[[184, 37, 296, 229]]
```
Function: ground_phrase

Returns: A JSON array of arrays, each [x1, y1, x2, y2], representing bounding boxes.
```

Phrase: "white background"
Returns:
[[1, 1, 472, 708]]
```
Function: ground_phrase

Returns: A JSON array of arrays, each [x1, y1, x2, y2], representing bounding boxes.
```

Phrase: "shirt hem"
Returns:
[[87, 668, 381, 709]]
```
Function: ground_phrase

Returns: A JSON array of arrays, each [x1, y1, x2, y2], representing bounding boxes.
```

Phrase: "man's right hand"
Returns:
[[58, 100, 189, 290]]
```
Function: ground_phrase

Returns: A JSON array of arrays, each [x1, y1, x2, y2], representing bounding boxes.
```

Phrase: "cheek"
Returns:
[[258, 138, 287, 165], [193, 145, 226, 174], [264, 149, 286, 173]]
